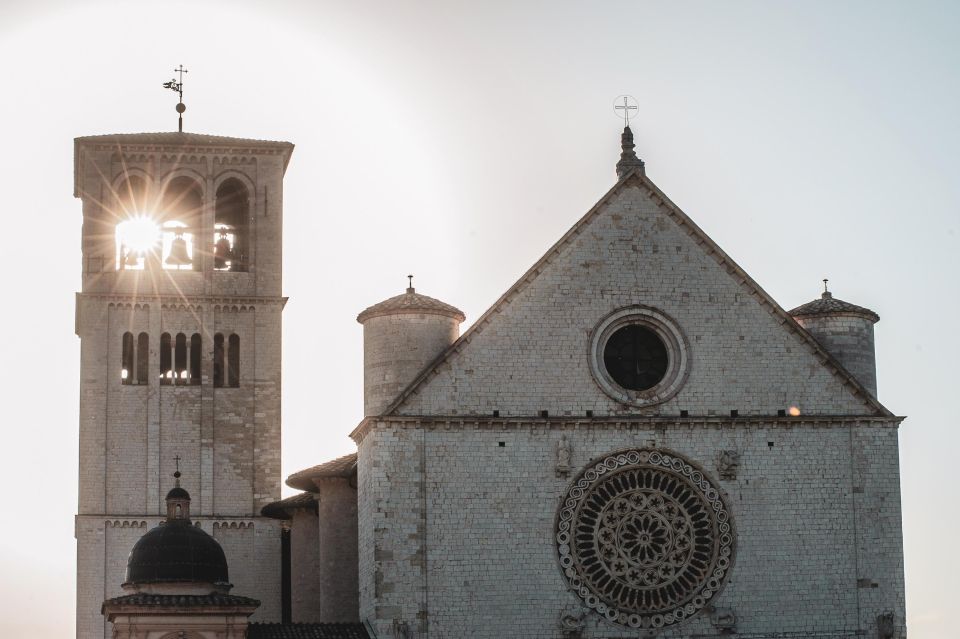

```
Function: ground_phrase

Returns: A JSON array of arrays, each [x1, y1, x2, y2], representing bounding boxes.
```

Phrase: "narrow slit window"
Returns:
[[228, 334, 240, 387], [160, 333, 172, 385], [175, 333, 187, 383], [121, 332, 134, 385], [190, 333, 202, 385], [213, 333, 224, 388], [136, 332, 149, 385]]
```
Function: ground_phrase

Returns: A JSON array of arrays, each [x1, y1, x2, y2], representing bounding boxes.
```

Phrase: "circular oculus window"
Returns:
[[589, 306, 689, 407]]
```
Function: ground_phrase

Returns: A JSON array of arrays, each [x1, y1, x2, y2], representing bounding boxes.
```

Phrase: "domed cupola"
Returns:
[[123, 471, 231, 594], [789, 280, 880, 397], [357, 276, 465, 415]]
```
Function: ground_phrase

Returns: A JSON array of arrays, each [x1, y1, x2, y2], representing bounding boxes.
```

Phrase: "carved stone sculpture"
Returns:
[[877, 612, 895, 639], [393, 619, 411, 639], [559, 605, 585, 638], [709, 606, 737, 634], [717, 449, 740, 480], [556, 435, 572, 476]]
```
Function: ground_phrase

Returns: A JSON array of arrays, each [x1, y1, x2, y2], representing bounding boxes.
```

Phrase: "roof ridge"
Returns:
[[375, 169, 890, 419]]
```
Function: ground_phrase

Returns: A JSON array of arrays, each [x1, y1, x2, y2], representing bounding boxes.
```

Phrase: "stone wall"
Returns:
[[795, 314, 877, 397], [356, 418, 905, 639], [316, 477, 360, 622], [290, 507, 322, 622]]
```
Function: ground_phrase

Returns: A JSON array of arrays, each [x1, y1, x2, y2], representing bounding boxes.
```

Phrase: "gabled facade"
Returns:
[[343, 129, 905, 638]]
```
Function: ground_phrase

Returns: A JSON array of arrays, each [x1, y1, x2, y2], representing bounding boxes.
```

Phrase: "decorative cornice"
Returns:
[[349, 414, 906, 444], [78, 292, 288, 308]]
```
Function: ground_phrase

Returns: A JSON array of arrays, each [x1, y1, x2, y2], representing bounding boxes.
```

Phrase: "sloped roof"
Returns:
[[378, 168, 891, 419], [357, 289, 465, 323], [101, 593, 260, 613], [247, 623, 370, 639], [261, 492, 318, 520], [789, 292, 879, 322], [286, 453, 357, 491]]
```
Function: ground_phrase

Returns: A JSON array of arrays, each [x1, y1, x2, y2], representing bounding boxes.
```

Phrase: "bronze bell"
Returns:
[[214, 234, 233, 269], [166, 233, 191, 266]]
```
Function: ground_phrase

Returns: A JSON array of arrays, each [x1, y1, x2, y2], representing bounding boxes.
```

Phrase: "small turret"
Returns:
[[789, 281, 880, 397], [357, 277, 464, 415]]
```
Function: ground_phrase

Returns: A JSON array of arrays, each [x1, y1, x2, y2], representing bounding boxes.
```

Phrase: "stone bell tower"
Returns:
[[73, 130, 293, 638]]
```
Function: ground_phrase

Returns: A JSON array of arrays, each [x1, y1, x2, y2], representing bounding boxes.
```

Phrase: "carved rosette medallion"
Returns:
[[556, 449, 735, 632]]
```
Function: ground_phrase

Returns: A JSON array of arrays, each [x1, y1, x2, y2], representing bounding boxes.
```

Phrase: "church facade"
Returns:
[[76, 125, 906, 639]]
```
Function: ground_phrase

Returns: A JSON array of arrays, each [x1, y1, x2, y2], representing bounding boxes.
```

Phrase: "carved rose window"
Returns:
[[556, 449, 735, 632]]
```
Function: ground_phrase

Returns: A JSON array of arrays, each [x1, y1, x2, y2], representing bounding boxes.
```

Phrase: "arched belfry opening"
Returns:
[[214, 179, 250, 272], [114, 175, 152, 270], [159, 176, 203, 271]]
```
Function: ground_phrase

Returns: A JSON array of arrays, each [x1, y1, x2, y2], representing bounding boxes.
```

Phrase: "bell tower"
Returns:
[[73, 131, 294, 639]]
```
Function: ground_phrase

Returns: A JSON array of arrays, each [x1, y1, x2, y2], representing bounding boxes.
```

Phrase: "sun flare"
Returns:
[[117, 216, 160, 254]]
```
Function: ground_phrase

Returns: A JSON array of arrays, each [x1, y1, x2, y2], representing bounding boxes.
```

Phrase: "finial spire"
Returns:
[[613, 95, 644, 179], [173, 455, 182, 487], [162, 65, 188, 133], [822, 278, 832, 299], [406, 274, 415, 294], [615, 126, 645, 180]]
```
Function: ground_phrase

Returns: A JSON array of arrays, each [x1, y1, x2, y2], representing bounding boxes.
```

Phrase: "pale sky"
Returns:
[[0, 1, 956, 636]]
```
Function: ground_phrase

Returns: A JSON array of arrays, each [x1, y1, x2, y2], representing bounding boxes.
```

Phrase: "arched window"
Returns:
[[159, 177, 202, 271], [214, 179, 250, 272], [213, 333, 225, 388], [114, 176, 157, 271], [190, 333, 202, 385], [160, 333, 173, 385], [121, 332, 134, 384], [228, 334, 240, 387], [136, 332, 149, 385], [175, 333, 188, 383]]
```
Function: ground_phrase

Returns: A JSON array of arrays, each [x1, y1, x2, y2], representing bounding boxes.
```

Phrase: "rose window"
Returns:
[[556, 449, 735, 631]]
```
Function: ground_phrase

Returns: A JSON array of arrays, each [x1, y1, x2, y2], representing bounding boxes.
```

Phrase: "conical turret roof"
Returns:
[[357, 285, 465, 323], [789, 291, 879, 323]]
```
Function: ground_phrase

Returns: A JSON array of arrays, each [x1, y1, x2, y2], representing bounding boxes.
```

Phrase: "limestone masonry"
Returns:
[[76, 126, 906, 639]]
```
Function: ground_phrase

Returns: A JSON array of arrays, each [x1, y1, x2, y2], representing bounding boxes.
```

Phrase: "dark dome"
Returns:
[[166, 486, 190, 500], [125, 520, 229, 586]]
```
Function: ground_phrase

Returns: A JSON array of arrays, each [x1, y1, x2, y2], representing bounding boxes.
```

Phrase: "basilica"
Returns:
[[74, 122, 905, 638]]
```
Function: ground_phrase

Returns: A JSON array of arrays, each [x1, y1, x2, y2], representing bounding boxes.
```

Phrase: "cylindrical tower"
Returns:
[[789, 285, 880, 397], [357, 282, 465, 415]]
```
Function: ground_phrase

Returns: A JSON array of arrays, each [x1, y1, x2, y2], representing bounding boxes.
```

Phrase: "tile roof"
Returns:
[[356, 289, 465, 323], [101, 593, 260, 612], [789, 292, 879, 322], [286, 453, 357, 492], [247, 623, 370, 639], [261, 491, 318, 519]]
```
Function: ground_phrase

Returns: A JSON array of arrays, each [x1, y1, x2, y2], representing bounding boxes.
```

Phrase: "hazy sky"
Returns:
[[0, 1, 956, 636]]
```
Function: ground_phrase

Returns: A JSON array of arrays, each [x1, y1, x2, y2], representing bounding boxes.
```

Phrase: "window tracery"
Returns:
[[556, 449, 735, 631]]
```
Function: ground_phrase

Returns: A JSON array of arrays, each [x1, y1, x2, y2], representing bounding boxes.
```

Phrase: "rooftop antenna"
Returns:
[[614, 95, 638, 128], [162, 65, 189, 132]]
